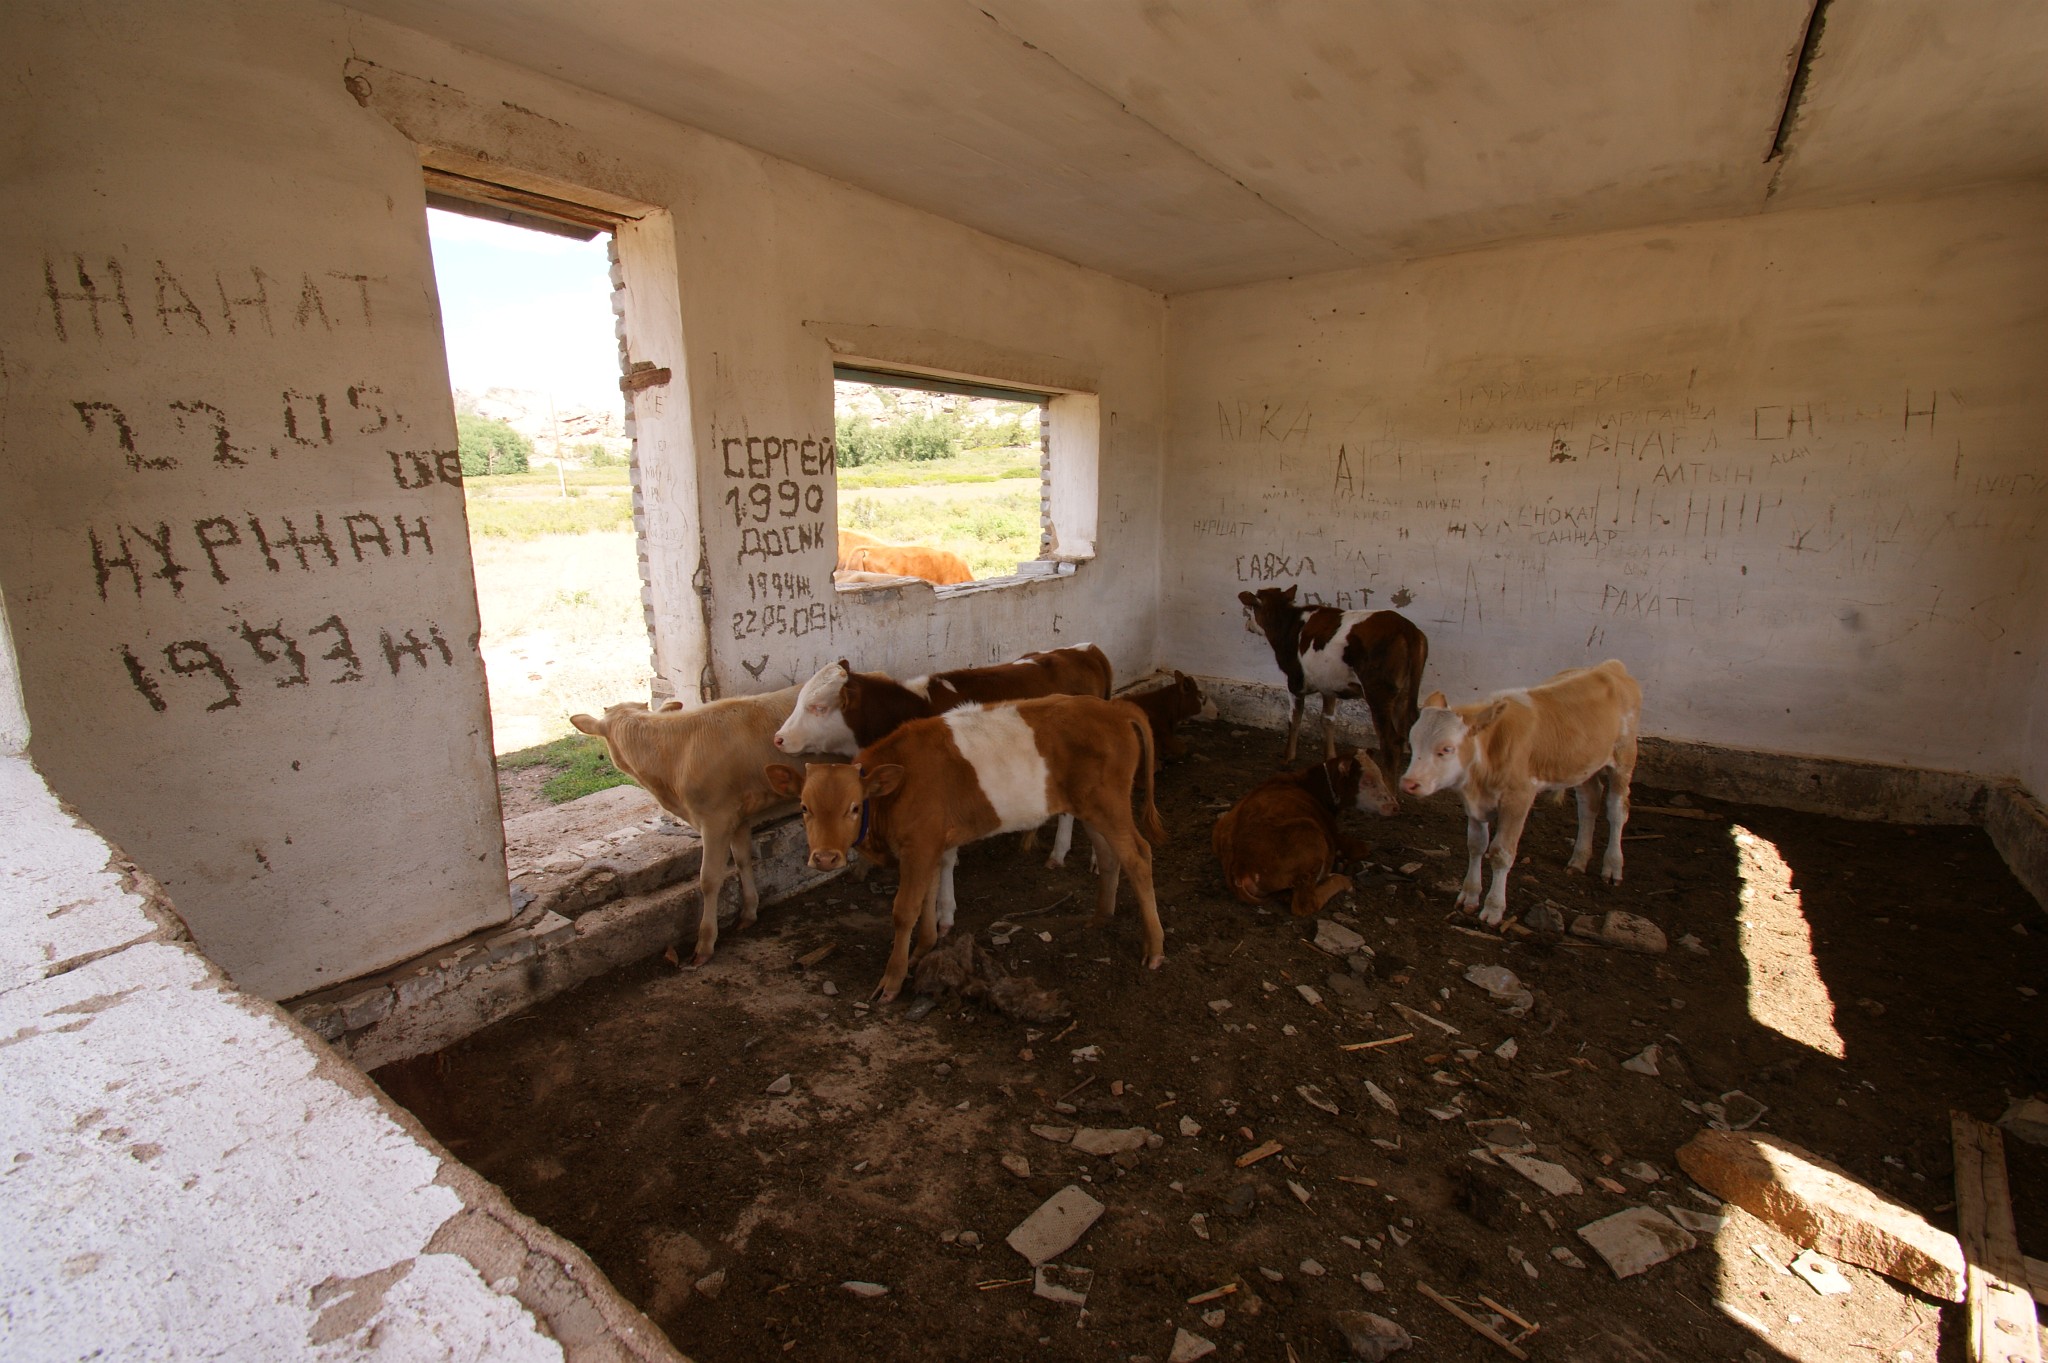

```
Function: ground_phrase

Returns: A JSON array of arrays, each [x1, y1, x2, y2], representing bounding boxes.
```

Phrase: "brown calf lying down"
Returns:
[[1400, 658, 1642, 926], [570, 687, 799, 965], [835, 528, 973, 585], [768, 694, 1165, 1001], [1212, 750, 1399, 918], [1119, 670, 1219, 768], [1239, 585, 1429, 778]]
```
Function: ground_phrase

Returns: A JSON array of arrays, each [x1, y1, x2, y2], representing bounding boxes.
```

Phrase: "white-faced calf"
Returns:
[[767, 695, 1166, 1002], [1212, 750, 1399, 918], [1400, 659, 1642, 926]]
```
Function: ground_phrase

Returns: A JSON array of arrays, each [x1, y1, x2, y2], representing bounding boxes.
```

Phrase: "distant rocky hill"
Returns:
[[457, 387, 626, 448]]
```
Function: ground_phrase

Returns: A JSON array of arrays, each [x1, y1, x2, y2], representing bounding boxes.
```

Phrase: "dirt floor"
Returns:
[[388, 724, 2048, 1363]]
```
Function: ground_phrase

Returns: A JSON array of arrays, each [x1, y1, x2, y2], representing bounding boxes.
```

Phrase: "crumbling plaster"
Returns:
[[1162, 181, 2048, 780], [0, 0, 1165, 1001]]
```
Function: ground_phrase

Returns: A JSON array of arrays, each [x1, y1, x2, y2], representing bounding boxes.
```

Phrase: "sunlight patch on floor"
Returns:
[[1733, 824, 1845, 1059]]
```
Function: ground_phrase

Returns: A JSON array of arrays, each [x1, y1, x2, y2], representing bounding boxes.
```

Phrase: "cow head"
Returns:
[[569, 701, 659, 779], [774, 659, 859, 755], [1237, 584, 1300, 640], [766, 760, 903, 870], [1175, 670, 1220, 722], [1338, 748, 1400, 816], [1401, 691, 1509, 796]]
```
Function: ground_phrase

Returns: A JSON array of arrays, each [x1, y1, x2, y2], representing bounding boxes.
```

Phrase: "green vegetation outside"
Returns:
[[457, 412, 533, 475], [497, 733, 632, 804]]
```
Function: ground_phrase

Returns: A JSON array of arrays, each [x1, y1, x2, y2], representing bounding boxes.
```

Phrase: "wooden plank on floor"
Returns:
[[1952, 1110, 2043, 1363]]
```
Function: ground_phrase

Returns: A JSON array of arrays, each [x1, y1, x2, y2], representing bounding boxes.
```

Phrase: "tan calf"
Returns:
[[570, 686, 799, 965], [1400, 659, 1642, 926], [767, 695, 1166, 1002]]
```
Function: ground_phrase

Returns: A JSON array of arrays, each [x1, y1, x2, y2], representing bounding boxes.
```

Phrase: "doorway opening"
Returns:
[[424, 193, 647, 820]]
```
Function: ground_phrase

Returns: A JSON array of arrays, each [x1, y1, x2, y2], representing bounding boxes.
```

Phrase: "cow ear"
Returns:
[[1237, 591, 1257, 610], [863, 764, 906, 798], [1469, 699, 1510, 732], [1282, 585, 1298, 602], [1422, 690, 1448, 709], [764, 763, 804, 798], [658, 699, 685, 711], [569, 713, 603, 736]]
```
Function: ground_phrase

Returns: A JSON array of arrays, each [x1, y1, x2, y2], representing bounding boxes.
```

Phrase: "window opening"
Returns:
[[831, 365, 1050, 591], [424, 205, 650, 819]]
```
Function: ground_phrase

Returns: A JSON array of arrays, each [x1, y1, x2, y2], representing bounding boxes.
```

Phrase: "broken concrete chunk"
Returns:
[[1790, 1249, 1851, 1296], [1332, 1309, 1413, 1361], [1008, 1185, 1106, 1266], [765, 1073, 794, 1095], [1665, 1205, 1727, 1236], [1356, 1270, 1386, 1292], [1716, 1090, 1767, 1131], [1494, 1037, 1519, 1062], [1577, 1206, 1698, 1278], [1296, 983, 1323, 1006], [1033, 1263, 1093, 1306], [1314, 919, 1368, 956], [1501, 1151, 1584, 1196], [1179, 1115, 1203, 1137], [1300, 1258, 1326, 1277], [1363, 1081, 1398, 1114], [1031, 1125, 1076, 1143], [1189, 1213, 1209, 1241], [1572, 910, 1667, 953], [1549, 1245, 1587, 1269], [1622, 1045, 1661, 1076], [694, 1269, 726, 1300], [1002, 1154, 1032, 1179], [1677, 932, 1707, 954], [1999, 1096, 2048, 1146], [841, 1280, 889, 1297], [1676, 1128, 1965, 1301], [1207, 999, 1233, 1016], [1463, 964, 1533, 1013], [1200, 1308, 1225, 1329], [1524, 901, 1567, 934], [1071, 1127, 1150, 1157], [1168, 1328, 1217, 1363], [1619, 1160, 1662, 1183], [1297, 1084, 1340, 1116]]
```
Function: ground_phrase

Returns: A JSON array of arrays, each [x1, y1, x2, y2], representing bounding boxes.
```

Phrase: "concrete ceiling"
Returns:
[[345, 0, 2048, 293]]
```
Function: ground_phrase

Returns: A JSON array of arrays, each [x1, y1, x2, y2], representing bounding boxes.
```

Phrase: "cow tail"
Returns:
[[1125, 702, 1166, 844]]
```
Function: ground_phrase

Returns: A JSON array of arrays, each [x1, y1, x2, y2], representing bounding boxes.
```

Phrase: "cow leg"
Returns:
[[1292, 873, 1352, 918], [935, 847, 961, 935], [876, 856, 940, 1002], [1084, 825, 1121, 927], [1320, 693, 1340, 760], [1283, 691, 1306, 763], [1458, 810, 1489, 912], [690, 819, 739, 966], [1045, 814, 1074, 870], [1479, 791, 1537, 926], [1604, 741, 1637, 884], [1097, 822, 1165, 970], [1567, 779, 1600, 874], [731, 820, 763, 927]]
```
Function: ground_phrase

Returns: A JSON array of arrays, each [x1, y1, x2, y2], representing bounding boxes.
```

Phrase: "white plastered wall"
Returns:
[[0, 0, 1165, 998], [1162, 183, 2048, 778]]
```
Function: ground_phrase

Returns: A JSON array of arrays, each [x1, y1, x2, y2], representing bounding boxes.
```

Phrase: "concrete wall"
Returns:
[[1161, 183, 2048, 778], [0, 0, 1164, 998]]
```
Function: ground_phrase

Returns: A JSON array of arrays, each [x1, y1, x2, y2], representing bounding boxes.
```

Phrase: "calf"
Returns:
[[1212, 751, 1399, 917], [1399, 659, 1642, 926], [835, 529, 974, 585], [1120, 670, 1219, 768], [569, 686, 799, 965], [774, 643, 1113, 873], [1239, 586, 1429, 779], [767, 695, 1166, 1001]]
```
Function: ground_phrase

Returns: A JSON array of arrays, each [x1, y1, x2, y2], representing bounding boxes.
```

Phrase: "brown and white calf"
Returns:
[[766, 695, 1166, 1002], [569, 687, 799, 965], [1120, 670, 1220, 768], [1399, 659, 1642, 926], [1239, 586, 1429, 778], [773, 643, 1113, 873], [1212, 750, 1399, 918]]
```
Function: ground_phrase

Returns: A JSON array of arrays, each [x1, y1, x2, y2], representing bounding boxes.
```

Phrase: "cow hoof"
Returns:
[[1456, 893, 1481, 912], [1565, 859, 1589, 875], [1044, 856, 1065, 871], [1477, 906, 1506, 927], [690, 950, 714, 968], [1602, 868, 1624, 885], [1145, 954, 1166, 971]]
